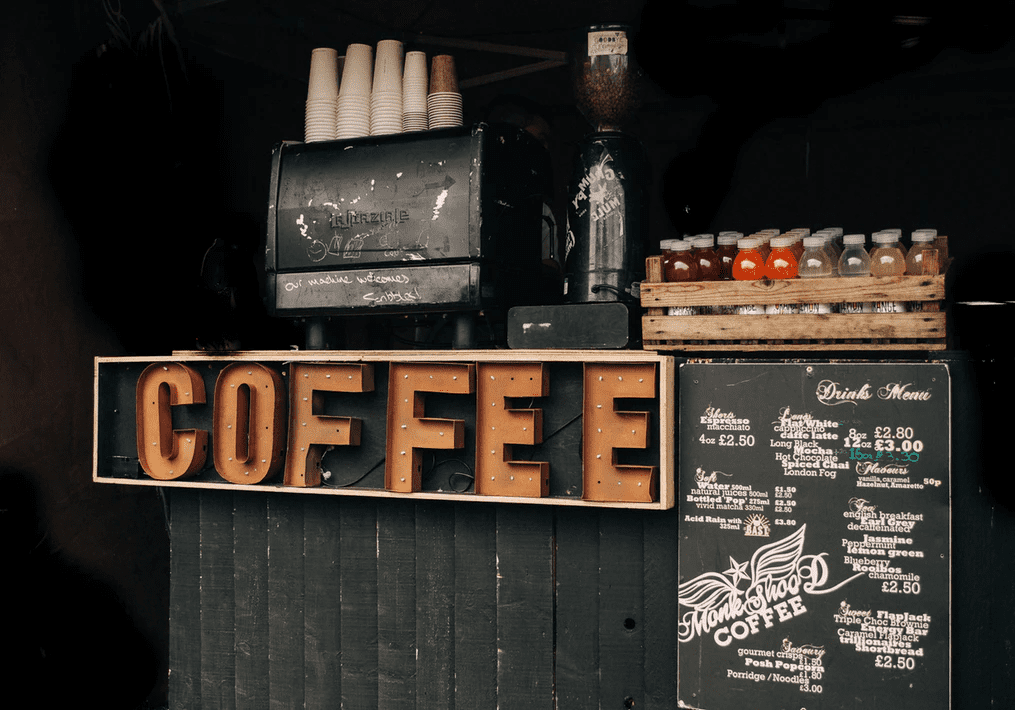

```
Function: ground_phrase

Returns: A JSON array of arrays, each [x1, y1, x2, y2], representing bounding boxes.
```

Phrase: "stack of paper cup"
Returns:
[[402, 51, 429, 132], [427, 54, 463, 129], [305, 48, 339, 142], [370, 39, 404, 136], [337, 43, 373, 139]]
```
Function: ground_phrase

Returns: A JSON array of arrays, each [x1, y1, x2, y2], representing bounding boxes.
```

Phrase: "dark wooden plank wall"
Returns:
[[169, 491, 680, 709]]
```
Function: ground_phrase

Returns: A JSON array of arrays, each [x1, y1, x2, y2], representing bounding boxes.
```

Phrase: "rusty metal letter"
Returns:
[[582, 363, 658, 502], [136, 362, 208, 480], [213, 363, 287, 484], [284, 363, 374, 487], [385, 362, 475, 493], [475, 363, 549, 497]]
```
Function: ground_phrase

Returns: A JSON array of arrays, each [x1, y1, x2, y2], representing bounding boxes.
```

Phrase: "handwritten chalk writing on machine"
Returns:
[[264, 123, 549, 343]]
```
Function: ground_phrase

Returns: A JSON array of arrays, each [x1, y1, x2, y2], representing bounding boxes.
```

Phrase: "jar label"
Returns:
[[588, 31, 628, 56]]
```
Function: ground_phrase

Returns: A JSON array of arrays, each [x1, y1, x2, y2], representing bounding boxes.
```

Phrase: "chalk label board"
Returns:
[[678, 362, 950, 709]]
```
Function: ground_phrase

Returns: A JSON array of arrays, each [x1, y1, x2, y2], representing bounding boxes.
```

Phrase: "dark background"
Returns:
[[2, 1, 1012, 707]]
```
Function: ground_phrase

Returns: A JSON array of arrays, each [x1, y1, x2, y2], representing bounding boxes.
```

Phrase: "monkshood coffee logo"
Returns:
[[678, 525, 863, 648], [816, 380, 932, 406]]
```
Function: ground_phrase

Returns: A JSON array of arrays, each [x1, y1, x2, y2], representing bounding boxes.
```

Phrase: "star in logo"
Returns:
[[724, 556, 750, 587]]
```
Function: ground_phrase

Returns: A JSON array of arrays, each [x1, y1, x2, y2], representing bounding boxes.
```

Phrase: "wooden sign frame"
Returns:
[[94, 350, 675, 510]]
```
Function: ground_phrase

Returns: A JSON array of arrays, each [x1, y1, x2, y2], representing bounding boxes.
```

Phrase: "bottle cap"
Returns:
[[672, 240, 692, 251], [842, 234, 866, 245], [803, 236, 823, 248], [911, 229, 936, 242], [738, 237, 761, 249], [770, 236, 794, 248], [717, 233, 740, 245], [693, 236, 715, 248]]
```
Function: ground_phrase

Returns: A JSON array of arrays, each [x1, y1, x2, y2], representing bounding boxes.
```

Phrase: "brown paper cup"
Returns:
[[429, 54, 459, 94]]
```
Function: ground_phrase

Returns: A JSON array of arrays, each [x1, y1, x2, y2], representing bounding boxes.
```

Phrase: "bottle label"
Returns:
[[880, 255, 895, 264], [667, 306, 697, 316], [840, 301, 872, 314], [588, 31, 628, 56], [873, 301, 907, 313]]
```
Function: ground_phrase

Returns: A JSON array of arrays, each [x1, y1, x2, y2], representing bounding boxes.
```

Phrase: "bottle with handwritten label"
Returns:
[[905, 229, 938, 275], [870, 231, 907, 313], [693, 235, 721, 281], [664, 240, 698, 316], [838, 234, 872, 313], [906, 229, 939, 312], [796, 236, 833, 314], [716, 232, 740, 280], [732, 237, 765, 281], [732, 237, 766, 314], [764, 236, 798, 279]]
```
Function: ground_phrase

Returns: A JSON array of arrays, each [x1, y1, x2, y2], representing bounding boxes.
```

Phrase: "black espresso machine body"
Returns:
[[264, 123, 548, 317]]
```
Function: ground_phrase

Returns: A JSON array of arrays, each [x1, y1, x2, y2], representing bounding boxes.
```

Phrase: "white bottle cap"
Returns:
[[842, 234, 866, 245]]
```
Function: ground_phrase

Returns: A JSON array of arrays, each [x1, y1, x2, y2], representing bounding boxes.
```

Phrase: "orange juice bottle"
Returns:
[[764, 236, 799, 279], [732, 237, 765, 281]]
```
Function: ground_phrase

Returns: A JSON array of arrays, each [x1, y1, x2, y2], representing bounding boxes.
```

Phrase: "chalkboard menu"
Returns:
[[678, 362, 950, 709]]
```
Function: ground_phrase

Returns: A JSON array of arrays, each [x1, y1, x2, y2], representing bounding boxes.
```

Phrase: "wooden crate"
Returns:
[[641, 242, 949, 351]]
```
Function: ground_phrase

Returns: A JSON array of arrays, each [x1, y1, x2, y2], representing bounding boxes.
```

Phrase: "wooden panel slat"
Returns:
[[496, 506, 555, 709], [169, 490, 202, 710], [233, 493, 269, 710], [340, 499, 379, 708], [554, 508, 600, 710], [303, 496, 342, 708], [377, 499, 417, 709], [416, 501, 456, 710], [642, 312, 946, 341], [641, 273, 945, 306], [200, 491, 236, 710], [643, 508, 680, 707], [599, 511, 646, 709], [453, 502, 498, 707], [267, 496, 305, 710]]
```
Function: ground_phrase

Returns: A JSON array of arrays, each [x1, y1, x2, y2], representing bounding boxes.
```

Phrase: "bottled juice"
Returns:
[[716, 233, 740, 280], [664, 240, 698, 316], [732, 238, 765, 280], [838, 233, 872, 313], [659, 239, 678, 281], [764, 236, 798, 279], [870, 232, 906, 313], [905, 230, 938, 275], [797, 236, 833, 313], [693, 235, 721, 281], [664, 240, 698, 282]]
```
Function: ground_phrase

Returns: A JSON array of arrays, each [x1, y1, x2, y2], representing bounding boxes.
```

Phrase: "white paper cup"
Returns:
[[307, 48, 339, 101], [340, 43, 373, 96]]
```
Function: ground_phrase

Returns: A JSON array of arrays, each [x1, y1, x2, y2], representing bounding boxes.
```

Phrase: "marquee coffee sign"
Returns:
[[93, 351, 674, 509]]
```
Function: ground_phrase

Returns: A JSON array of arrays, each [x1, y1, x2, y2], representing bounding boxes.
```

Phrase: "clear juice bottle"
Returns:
[[905, 229, 938, 275], [797, 235, 833, 313], [838, 233, 872, 313], [870, 232, 907, 312]]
